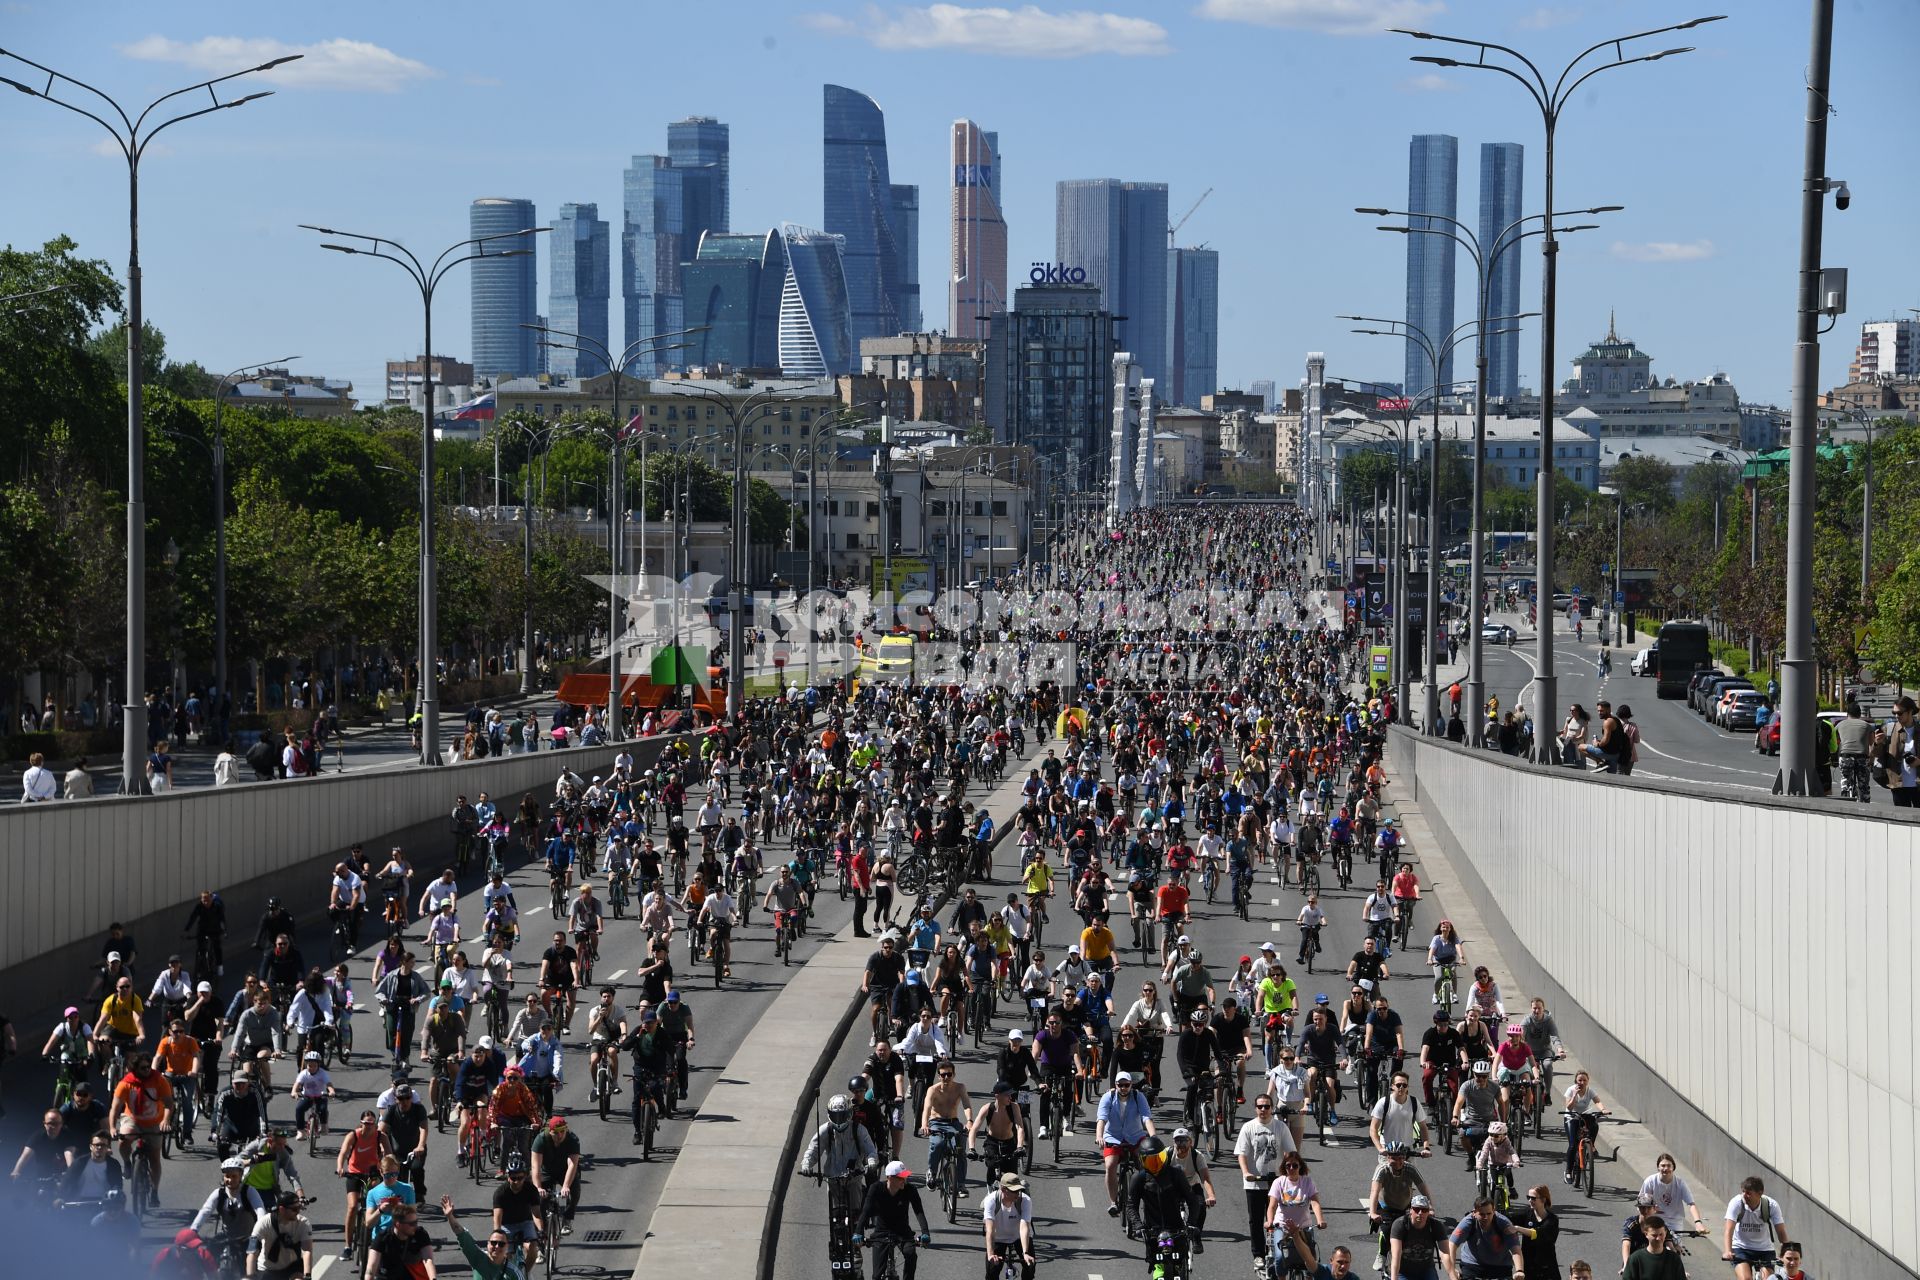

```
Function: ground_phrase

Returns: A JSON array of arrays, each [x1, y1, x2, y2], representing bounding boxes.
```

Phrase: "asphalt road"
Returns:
[[0, 737, 1038, 1279]]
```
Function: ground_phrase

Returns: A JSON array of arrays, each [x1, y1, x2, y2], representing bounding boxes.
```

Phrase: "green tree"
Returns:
[[0, 444, 123, 699], [1609, 455, 1678, 515], [0, 236, 124, 483], [1340, 449, 1399, 509]]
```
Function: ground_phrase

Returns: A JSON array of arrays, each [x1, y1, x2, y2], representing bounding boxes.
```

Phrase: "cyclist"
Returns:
[[211, 1072, 264, 1159], [918, 1057, 971, 1200], [490, 1065, 543, 1166], [517, 1021, 566, 1120], [154, 1018, 202, 1145], [568, 883, 605, 976], [290, 1050, 334, 1140], [1366, 1142, 1429, 1273], [94, 974, 146, 1065], [983, 1171, 1037, 1280], [1386, 1194, 1448, 1280], [536, 931, 581, 1032], [585, 988, 629, 1102], [1361, 880, 1397, 958], [1095, 1070, 1155, 1218], [455, 1038, 506, 1163], [529, 1115, 582, 1235], [334, 1109, 389, 1262], [801, 1092, 880, 1179], [1128, 1134, 1194, 1272], [853, 1160, 932, 1280], [382, 1079, 432, 1197], [107, 1049, 172, 1199], [1297, 1001, 1344, 1127], [1454, 1059, 1507, 1172], [1561, 1069, 1608, 1185], [190, 1157, 270, 1268]]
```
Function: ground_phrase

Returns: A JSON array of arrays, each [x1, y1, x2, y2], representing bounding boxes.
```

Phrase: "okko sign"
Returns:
[[1029, 263, 1088, 284]]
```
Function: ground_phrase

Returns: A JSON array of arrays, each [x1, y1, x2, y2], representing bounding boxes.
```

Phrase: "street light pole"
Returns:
[[302, 221, 548, 765], [1395, 12, 1722, 762], [2, 46, 298, 792]]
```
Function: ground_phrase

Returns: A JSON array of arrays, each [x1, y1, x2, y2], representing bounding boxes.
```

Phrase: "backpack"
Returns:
[[152, 1237, 217, 1278]]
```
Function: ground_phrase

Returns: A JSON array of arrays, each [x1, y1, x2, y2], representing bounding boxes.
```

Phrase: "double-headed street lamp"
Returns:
[[1356, 205, 1614, 745], [3, 45, 299, 793], [302, 221, 548, 766], [524, 324, 705, 739], [1393, 14, 1722, 762]]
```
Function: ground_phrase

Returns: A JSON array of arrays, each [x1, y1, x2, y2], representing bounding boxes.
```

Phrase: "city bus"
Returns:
[[1653, 620, 1713, 699]]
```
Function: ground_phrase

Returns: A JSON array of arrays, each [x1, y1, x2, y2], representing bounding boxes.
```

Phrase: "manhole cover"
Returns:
[[583, 1229, 625, 1243]]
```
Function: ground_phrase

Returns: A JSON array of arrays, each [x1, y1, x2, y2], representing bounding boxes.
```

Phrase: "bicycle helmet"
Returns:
[[1471, 1060, 1492, 1076], [991, 1079, 1013, 1095], [848, 1076, 867, 1094], [1506, 1024, 1524, 1037], [1382, 1140, 1410, 1156], [505, 1157, 527, 1176], [1188, 1007, 1209, 1024], [826, 1095, 852, 1131], [1488, 1121, 1509, 1137]]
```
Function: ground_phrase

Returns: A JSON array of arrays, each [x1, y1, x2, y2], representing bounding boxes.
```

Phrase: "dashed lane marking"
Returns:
[[606, 969, 626, 982], [1068, 1185, 1086, 1209]]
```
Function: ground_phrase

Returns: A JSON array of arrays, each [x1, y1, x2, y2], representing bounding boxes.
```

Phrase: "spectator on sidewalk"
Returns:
[[20, 751, 57, 803], [64, 757, 95, 800]]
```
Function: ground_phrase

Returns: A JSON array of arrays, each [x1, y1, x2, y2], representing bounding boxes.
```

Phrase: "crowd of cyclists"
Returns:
[[787, 505, 1807, 1280], [1, 502, 1814, 1280]]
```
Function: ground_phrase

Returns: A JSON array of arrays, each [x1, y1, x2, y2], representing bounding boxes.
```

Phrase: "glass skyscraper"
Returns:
[[623, 118, 730, 373], [983, 283, 1116, 492], [548, 203, 610, 378], [1478, 142, 1525, 400], [889, 183, 920, 333], [1055, 179, 1169, 396], [777, 224, 855, 377], [682, 229, 787, 371], [469, 197, 539, 379], [823, 85, 906, 344], [949, 120, 1007, 342], [1404, 134, 1459, 400], [1169, 246, 1219, 407]]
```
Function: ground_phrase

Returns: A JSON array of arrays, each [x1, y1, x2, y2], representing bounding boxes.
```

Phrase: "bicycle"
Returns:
[[50, 1051, 91, 1108], [548, 874, 566, 920], [164, 1073, 197, 1152], [1307, 1065, 1337, 1146], [591, 1038, 618, 1122], [968, 982, 995, 1048], [1299, 925, 1322, 975], [1562, 1109, 1604, 1197], [634, 1072, 664, 1159], [1429, 1064, 1461, 1155], [931, 1119, 963, 1224], [1332, 846, 1353, 891], [1393, 897, 1415, 951], [1184, 1071, 1217, 1156], [1432, 963, 1458, 1018], [1232, 865, 1254, 922], [608, 869, 631, 919], [1200, 858, 1219, 904], [1300, 855, 1322, 896], [540, 1188, 564, 1277], [774, 908, 799, 966], [330, 913, 355, 964], [1480, 1159, 1517, 1211], [1039, 1073, 1070, 1164], [430, 1054, 457, 1132]]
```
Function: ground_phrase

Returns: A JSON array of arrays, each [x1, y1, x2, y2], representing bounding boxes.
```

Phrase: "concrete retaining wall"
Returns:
[[0, 739, 681, 1017], [1393, 728, 1918, 1275]]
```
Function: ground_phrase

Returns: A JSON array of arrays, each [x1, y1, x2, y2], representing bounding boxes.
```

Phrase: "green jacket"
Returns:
[[451, 1220, 531, 1280]]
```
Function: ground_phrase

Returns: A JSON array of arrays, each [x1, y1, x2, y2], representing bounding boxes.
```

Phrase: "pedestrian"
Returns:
[[64, 756, 95, 800], [19, 751, 58, 803], [850, 843, 873, 938]]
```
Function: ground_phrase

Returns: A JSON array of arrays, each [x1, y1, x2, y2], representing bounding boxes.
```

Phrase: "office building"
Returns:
[[1404, 135, 1458, 400], [668, 116, 730, 244], [778, 224, 856, 378], [824, 85, 908, 345], [984, 282, 1116, 491], [469, 197, 539, 379], [622, 117, 731, 373], [1056, 179, 1169, 394], [950, 120, 1007, 342], [890, 184, 921, 333], [1169, 246, 1219, 407], [681, 229, 788, 371], [1850, 318, 1920, 381], [1478, 142, 1524, 399], [842, 333, 984, 425], [548, 203, 610, 378], [385, 355, 475, 406], [1250, 380, 1276, 412]]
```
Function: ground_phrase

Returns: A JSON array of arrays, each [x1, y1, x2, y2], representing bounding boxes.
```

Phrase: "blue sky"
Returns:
[[2, 0, 1914, 410]]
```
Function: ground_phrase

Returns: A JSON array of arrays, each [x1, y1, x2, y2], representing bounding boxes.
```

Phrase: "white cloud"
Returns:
[[1195, 0, 1446, 36], [800, 5, 1171, 57], [117, 36, 438, 93], [1399, 72, 1459, 92], [1515, 6, 1579, 30], [1610, 239, 1716, 263]]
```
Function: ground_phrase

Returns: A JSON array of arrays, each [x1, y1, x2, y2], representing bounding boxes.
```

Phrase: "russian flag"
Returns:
[[618, 408, 643, 440], [449, 392, 495, 421]]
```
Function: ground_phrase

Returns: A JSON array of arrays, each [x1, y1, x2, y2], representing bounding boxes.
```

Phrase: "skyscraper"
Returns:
[[668, 116, 730, 243], [549, 203, 610, 378], [1168, 246, 1219, 407], [622, 118, 731, 372], [949, 120, 1007, 342], [889, 184, 921, 333], [682, 229, 788, 371], [823, 85, 906, 344], [1404, 135, 1459, 400], [623, 156, 684, 372], [469, 197, 539, 379], [777, 224, 855, 378], [1056, 179, 1169, 394], [1478, 142, 1525, 400]]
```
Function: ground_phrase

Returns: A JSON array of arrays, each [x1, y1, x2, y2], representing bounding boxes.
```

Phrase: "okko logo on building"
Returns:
[[1029, 262, 1087, 284]]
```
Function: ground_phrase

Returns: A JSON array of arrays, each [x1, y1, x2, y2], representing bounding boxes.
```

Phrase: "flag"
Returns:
[[449, 392, 495, 422], [619, 409, 644, 440]]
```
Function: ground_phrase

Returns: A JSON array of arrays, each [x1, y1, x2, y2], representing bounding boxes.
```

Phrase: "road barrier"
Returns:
[[1392, 727, 1917, 1276]]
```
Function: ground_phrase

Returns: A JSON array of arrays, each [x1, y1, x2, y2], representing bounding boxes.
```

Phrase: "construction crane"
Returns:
[[1169, 187, 1213, 244]]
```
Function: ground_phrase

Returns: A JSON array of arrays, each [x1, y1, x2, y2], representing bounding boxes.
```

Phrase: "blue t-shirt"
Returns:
[[1096, 1087, 1152, 1145], [365, 1178, 417, 1240]]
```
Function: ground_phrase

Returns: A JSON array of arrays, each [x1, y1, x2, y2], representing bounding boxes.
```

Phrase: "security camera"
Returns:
[[1832, 180, 1851, 211]]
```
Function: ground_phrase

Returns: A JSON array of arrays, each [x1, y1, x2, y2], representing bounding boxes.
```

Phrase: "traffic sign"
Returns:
[[1614, 591, 1625, 606]]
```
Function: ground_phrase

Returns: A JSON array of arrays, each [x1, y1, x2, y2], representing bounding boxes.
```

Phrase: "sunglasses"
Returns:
[[1254, 1102, 1273, 1109], [1116, 1081, 1133, 1089], [487, 1240, 512, 1250]]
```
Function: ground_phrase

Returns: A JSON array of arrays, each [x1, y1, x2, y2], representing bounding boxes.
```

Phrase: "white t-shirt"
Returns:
[[1370, 1094, 1420, 1149], [331, 872, 363, 908], [1724, 1194, 1784, 1252], [1640, 1173, 1696, 1225], [983, 1190, 1032, 1244], [1232, 1115, 1295, 1187]]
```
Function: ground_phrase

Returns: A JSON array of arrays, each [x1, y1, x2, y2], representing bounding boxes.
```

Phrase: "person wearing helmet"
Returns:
[[189, 1154, 269, 1257], [1475, 1118, 1521, 1196], [1175, 1006, 1223, 1132], [1128, 1134, 1196, 1270], [1419, 1009, 1465, 1114], [802, 1094, 880, 1182], [1453, 1059, 1507, 1172], [1494, 1022, 1539, 1119], [1365, 1142, 1431, 1271]]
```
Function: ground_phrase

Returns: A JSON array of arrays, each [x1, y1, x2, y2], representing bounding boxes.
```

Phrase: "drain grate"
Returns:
[[583, 1229, 626, 1243]]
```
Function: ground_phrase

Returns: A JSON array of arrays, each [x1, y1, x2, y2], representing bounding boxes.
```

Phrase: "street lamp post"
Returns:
[[1394, 12, 1723, 762], [2, 45, 299, 793], [302, 221, 548, 765], [524, 325, 702, 739]]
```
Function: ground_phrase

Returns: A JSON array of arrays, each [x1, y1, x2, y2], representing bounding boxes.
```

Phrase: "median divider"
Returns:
[[635, 745, 1042, 1280]]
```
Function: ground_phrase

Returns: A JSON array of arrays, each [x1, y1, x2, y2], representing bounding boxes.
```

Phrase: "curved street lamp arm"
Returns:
[[1409, 54, 1549, 121], [139, 92, 272, 159], [0, 48, 136, 134], [1550, 18, 1722, 104], [0, 74, 129, 154], [128, 55, 300, 136], [428, 236, 541, 294], [1558, 50, 1694, 117], [317, 243, 428, 294]]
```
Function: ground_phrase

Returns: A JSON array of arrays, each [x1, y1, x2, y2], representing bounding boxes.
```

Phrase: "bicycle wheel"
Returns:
[[598, 1069, 612, 1122], [644, 1100, 657, 1160], [942, 1153, 959, 1223], [1583, 1137, 1596, 1197]]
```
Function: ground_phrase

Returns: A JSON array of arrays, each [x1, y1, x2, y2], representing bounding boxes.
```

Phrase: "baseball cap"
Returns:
[[1260, 942, 1276, 952], [477, 1036, 494, 1050], [1410, 1195, 1433, 1209], [1007, 1028, 1025, 1041], [107, 951, 121, 962], [277, 1190, 302, 1208], [883, 1160, 912, 1180], [63, 1006, 78, 1018], [196, 981, 213, 993], [997, 1172, 1026, 1192], [1067, 944, 1081, 954], [1239, 955, 1252, 965], [548, 1116, 569, 1130], [1177, 934, 1191, 945], [1113, 1071, 1132, 1084], [667, 991, 681, 1003], [1171, 1127, 1192, 1141]]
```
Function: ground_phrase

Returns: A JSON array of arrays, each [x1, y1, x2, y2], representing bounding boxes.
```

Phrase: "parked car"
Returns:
[[1700, 676, 1753, 718], [1481, 621, 1517, 645], [1757, 710, 1846, 755], [1630, 647, 1655, 676], [1721, 689, 1767, 731], [1709, 680, 1756, 723], [1686, 669, 1727, 712]]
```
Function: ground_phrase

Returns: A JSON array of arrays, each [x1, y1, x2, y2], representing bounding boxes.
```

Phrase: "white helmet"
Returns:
[[826, 1095, 852, 1131]]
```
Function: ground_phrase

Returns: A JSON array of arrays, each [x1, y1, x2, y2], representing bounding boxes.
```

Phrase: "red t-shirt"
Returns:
[[1155, 884, 1190, 920]]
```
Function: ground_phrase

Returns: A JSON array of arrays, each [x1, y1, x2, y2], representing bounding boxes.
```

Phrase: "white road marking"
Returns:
[[1068, 1185, 1086, 1209], [314, 1258, 338, 1280], [1270, 898, 1281, 908], [606, 969, 626, 982], [524, 904, 544, 915], [1270, 921, 1281, 931]]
